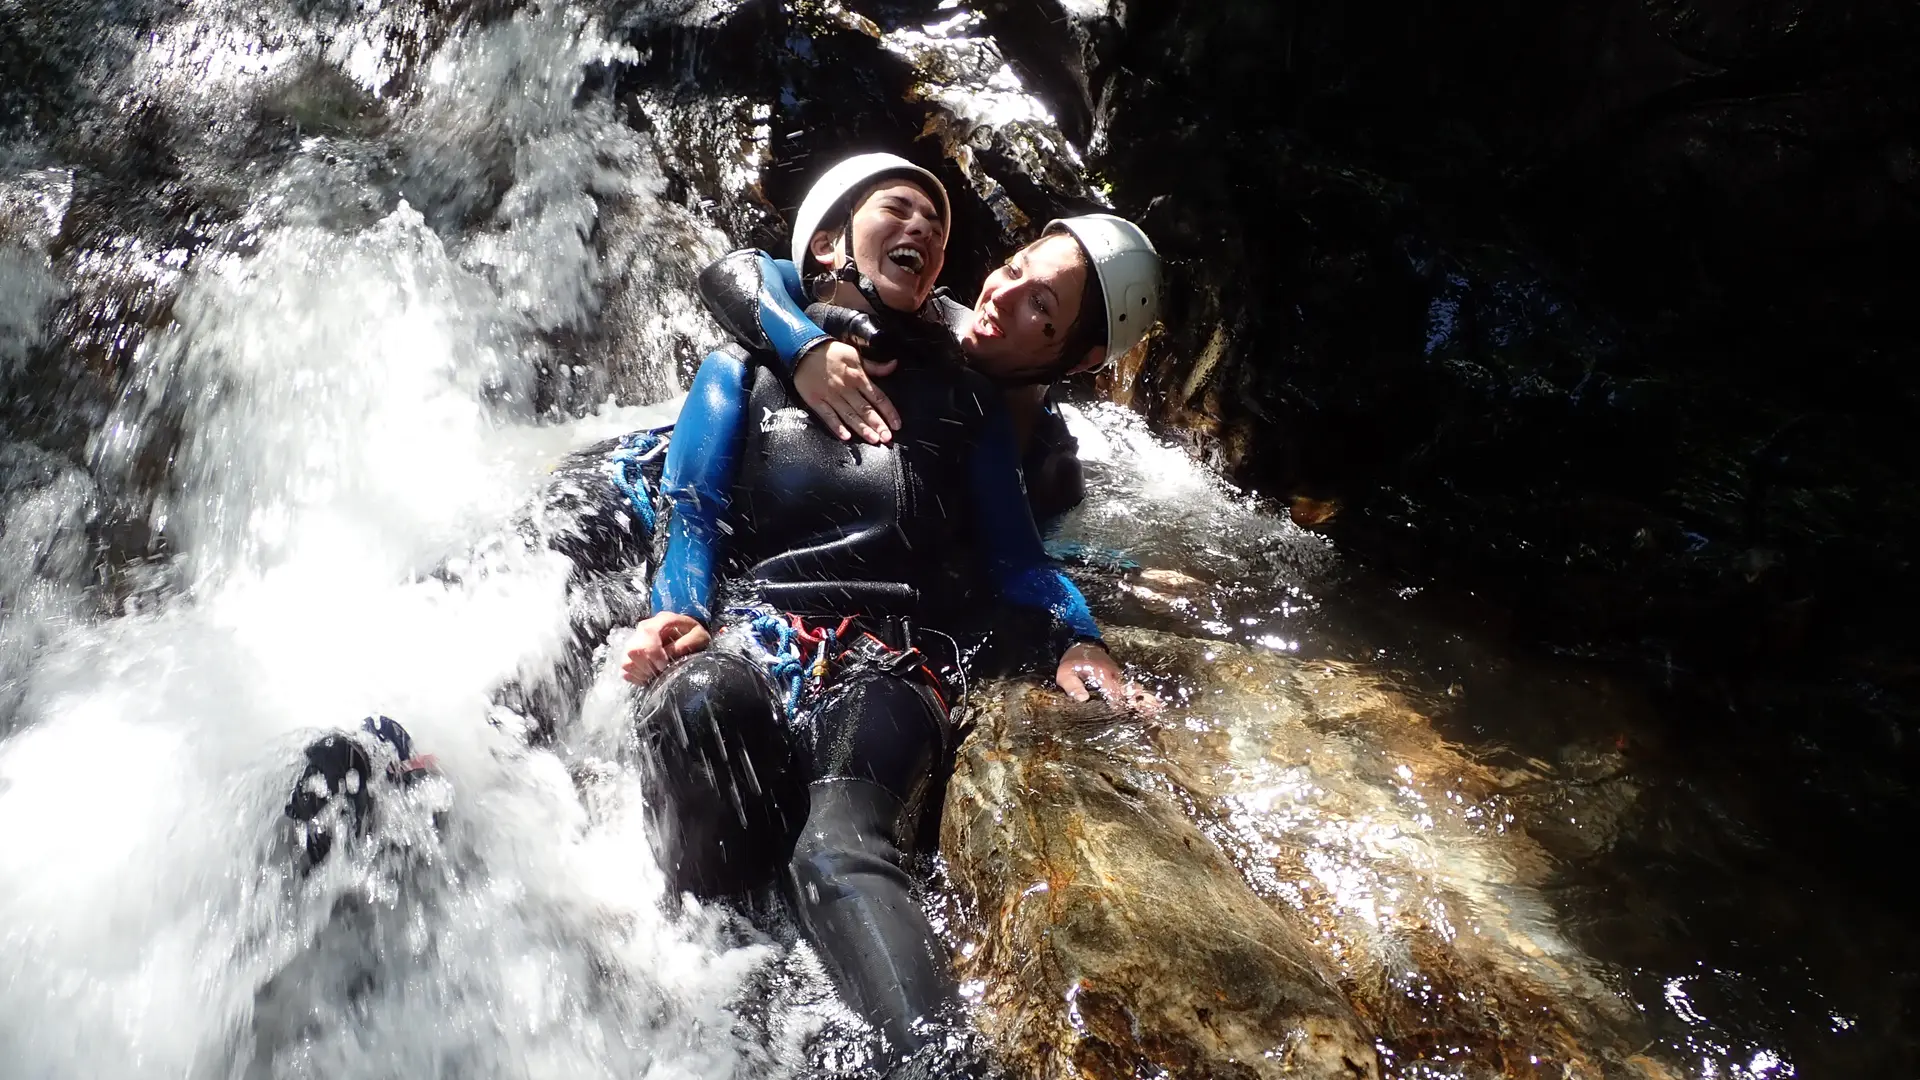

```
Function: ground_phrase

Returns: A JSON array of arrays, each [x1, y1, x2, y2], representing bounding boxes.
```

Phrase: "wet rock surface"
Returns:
[[943, 629, 1668, 1079], [943, 693, 1379, 1080]]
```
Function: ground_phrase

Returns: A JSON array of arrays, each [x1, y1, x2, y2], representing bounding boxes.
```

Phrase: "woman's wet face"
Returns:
[[812, 179, 947, 312], [961, 232, 1092, 381]]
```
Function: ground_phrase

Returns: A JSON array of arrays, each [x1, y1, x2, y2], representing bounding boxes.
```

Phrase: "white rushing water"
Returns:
[[0, 4, 842, 1078]]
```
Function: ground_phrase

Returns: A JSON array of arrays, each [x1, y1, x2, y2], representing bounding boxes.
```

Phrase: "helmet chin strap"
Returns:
[[810, 216, 917, 318], [851, 272, 889, 313], [806, 264, 892, 314]]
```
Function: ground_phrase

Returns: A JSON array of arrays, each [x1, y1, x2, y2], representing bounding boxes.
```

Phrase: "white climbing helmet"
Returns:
[[789, 153, 952, 269], [1045, 213, 1162, 362]]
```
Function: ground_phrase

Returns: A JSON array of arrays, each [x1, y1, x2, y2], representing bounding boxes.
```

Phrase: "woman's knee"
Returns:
[[791, 778, 911, 868], [632, 651, 805, 896]]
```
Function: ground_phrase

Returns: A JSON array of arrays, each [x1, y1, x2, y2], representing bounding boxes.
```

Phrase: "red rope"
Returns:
[[787, 612, 857, 646]]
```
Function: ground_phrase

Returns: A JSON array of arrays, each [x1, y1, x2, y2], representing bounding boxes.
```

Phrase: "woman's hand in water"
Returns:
[[621, 612, 711, 686], [796, 340, 902, 444], [1055, 641, 1160, 711]]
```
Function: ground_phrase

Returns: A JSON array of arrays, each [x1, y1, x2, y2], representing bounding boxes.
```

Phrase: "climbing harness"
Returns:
[[731, 608, 957, 721], [734, 609, 852, 715]]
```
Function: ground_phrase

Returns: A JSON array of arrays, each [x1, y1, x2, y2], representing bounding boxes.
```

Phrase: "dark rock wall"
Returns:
[[998, 6, 1920, 1067], [1069, 0, 1920, 671]]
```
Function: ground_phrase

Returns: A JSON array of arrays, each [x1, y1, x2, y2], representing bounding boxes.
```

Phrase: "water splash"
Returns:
[[0, 3, 775, 1078]]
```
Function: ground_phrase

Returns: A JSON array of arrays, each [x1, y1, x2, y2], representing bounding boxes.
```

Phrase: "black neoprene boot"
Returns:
[[285, 716, 429, 868], [788, 777, 957, 1056]]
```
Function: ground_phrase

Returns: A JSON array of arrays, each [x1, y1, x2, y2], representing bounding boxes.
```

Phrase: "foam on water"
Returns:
[[0, 166, 70, 374]]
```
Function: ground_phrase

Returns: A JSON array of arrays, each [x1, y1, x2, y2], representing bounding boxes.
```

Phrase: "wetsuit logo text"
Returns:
[[760, 406, 811, 434]]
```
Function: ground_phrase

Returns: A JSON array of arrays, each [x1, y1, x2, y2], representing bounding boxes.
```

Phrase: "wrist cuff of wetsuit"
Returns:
[[1046, 622, 1102, 662], [786, 333, 834, 374]]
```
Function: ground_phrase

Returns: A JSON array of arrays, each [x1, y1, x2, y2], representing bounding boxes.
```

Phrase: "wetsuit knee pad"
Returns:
[[632, 650, 806, 897], [808, 671, 946, 822]]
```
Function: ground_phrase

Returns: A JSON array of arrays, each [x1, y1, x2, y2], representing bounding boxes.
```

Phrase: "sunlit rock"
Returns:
[[0, 168, 73, 253], [944, 628, 1677, 1079], [943, 686, 1379, 1079], [878, 7, 1096, 242]]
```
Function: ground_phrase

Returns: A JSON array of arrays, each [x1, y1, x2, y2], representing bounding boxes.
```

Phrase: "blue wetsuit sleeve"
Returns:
[[770, 257, 810, 309], [650, 349, 752, 624], [695, 249, 831, 376], [969, 396, 1104, 648]]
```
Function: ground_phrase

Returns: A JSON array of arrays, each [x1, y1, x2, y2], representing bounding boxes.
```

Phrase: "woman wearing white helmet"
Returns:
[[620, 152, 1145, 1067], [699, 186, 1161, 522], [786, 151, 953, 311], [960, 212, 1163, 381]]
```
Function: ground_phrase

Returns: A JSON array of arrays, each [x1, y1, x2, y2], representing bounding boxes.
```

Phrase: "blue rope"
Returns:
[[737, 610, 808, 715], [602, 429, 667, 534], [728, 608, 858, 718]]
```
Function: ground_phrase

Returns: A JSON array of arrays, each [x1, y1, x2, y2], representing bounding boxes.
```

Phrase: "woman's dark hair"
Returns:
[[1048, 234, 1108, 374]]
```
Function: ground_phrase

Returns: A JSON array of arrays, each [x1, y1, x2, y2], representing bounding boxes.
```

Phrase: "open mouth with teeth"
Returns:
[[886, 246, 926, 275]]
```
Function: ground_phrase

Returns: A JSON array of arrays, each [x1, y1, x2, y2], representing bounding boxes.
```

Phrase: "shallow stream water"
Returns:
[[0, 1, 1900, 1077]]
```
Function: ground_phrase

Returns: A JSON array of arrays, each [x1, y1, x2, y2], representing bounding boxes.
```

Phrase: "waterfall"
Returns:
[[0, 4, 808, 1077]]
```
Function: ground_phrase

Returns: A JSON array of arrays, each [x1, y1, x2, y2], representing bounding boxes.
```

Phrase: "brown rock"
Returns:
[[942, 629, 1674, 1079], [943, 685, 1379, 1080]]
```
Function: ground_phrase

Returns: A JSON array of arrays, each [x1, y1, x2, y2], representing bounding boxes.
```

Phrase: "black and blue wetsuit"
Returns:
[[694, 248, 1088, 524], [632, 287, 1099, 1057], [654, 262, 1099, 637]]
